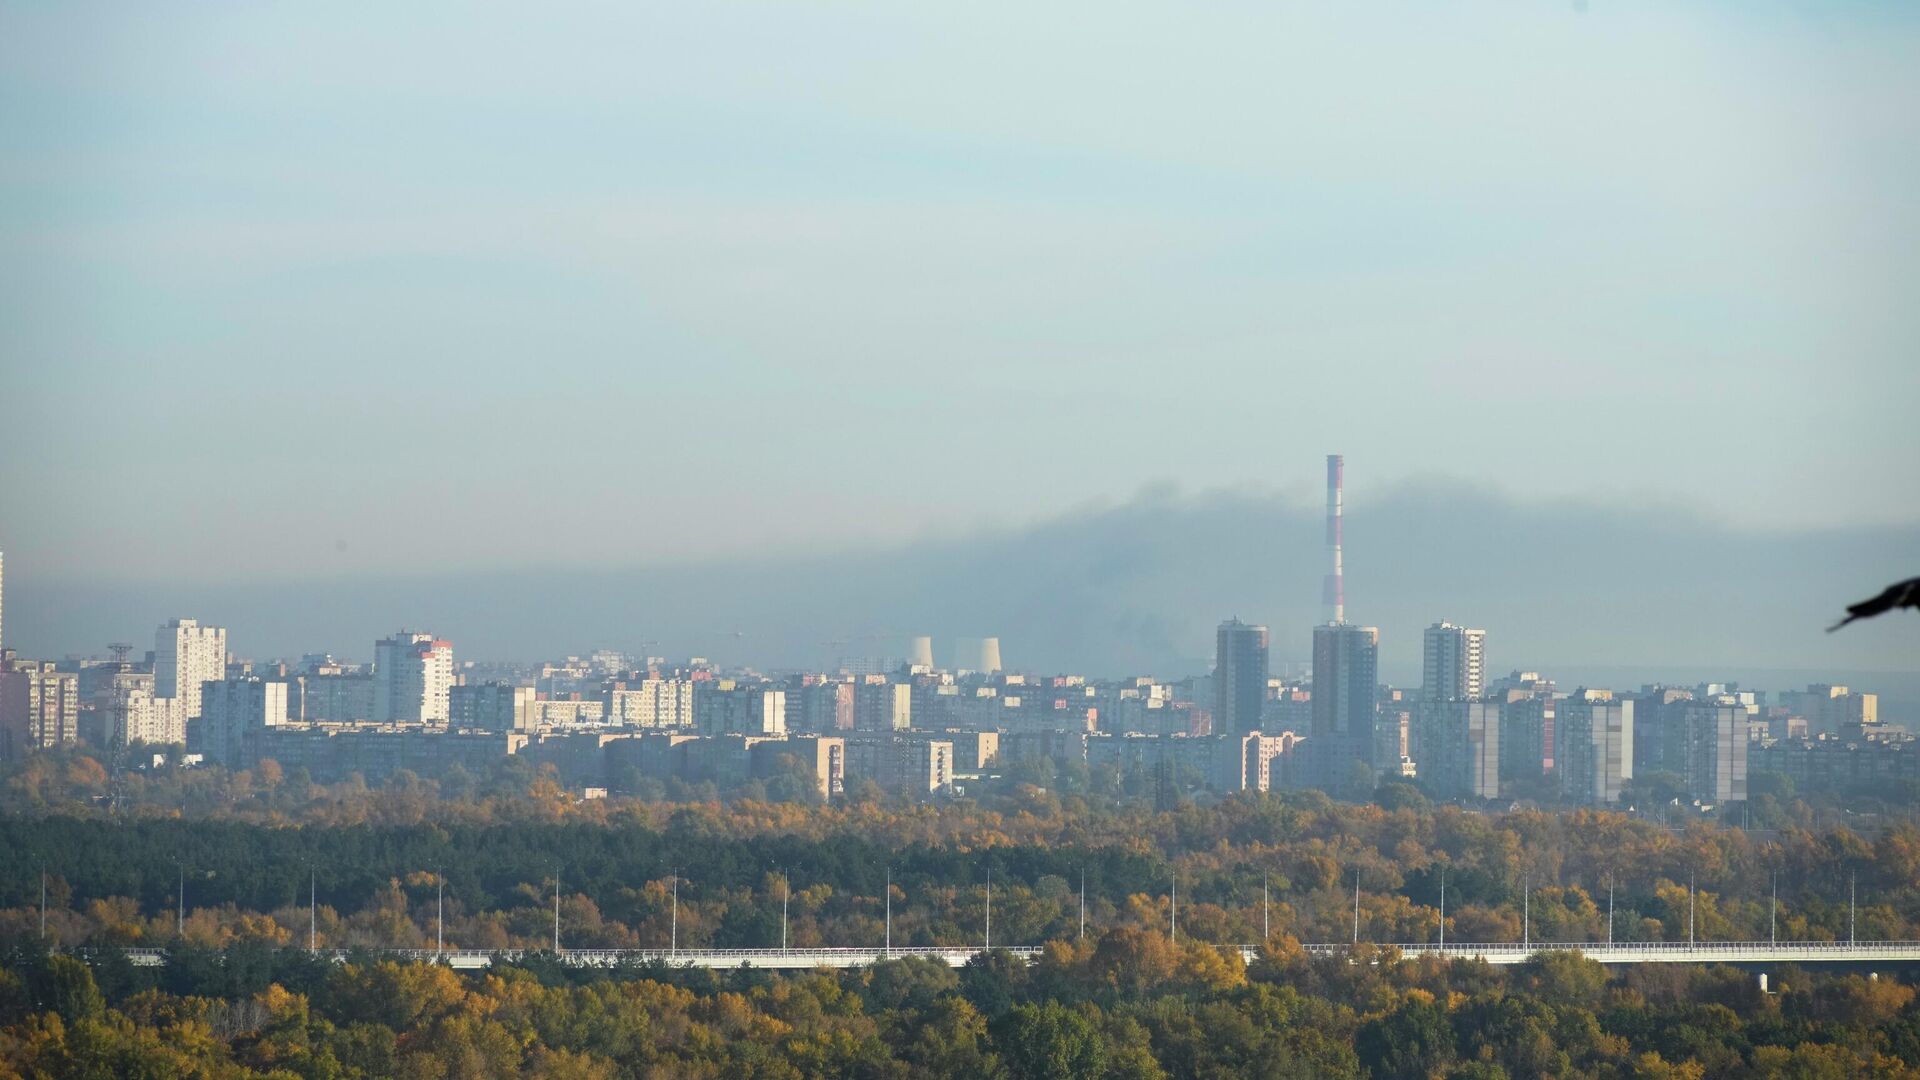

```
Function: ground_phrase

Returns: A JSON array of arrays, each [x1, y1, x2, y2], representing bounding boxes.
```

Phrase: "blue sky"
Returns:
[[2, 1, 1917, 589]]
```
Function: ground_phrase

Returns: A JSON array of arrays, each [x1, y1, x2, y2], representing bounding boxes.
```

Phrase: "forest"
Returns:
[[3, 748, 1920, 1077], [5, 930, 1920, 1077], [2, 747, 1918, 953]]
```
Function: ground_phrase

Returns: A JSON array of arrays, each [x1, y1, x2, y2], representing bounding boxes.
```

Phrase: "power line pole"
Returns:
[[1522, 871, 1530, 952], [1607, 872, 1614, 949], [670, 869, 680, 956], [984, 869, 992, 951], [553, 866, 561, 953], [1079, 868, 1086, 941], [1849, 872, 1856, 947], [39, 869, 47, 940], [781, 871, 790, 952], [437, 868, 445, 956], [884, 867, 891, 957], [310, 869, 317, 952], [1438, 866, 1445, 950], [1770, 869, 1777, 946], [1262, 871, 1270, 941], [178, 864, 185, 938]]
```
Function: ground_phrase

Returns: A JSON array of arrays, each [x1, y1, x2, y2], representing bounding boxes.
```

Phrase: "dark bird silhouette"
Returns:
[[1828, 577, 1920, 632]]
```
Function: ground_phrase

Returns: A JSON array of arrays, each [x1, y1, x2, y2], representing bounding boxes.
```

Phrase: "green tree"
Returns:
[[1356, 997, 1453, 1080], [993, 1001, 1108, 1080], [34, 954, 105, 1022]]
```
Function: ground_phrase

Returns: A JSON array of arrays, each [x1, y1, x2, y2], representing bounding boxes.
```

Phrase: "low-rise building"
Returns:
[[252, 723, 521, 784], [846, 734, 952, 794], [1211, 730, 1304, 792], [750, 735, 845, 799]]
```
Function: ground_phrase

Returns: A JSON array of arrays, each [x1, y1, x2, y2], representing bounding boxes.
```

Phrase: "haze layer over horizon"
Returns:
[[1, 2, 1916, 677]]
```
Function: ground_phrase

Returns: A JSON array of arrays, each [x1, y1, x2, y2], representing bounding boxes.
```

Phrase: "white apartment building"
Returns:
[[1421, 622, 1486, 701], [374, 632, 454, 723], [607, 678, 694, 728], [155, 618, 227, 721], [108, 684, 187, 747], [0, 661, 80, 758]]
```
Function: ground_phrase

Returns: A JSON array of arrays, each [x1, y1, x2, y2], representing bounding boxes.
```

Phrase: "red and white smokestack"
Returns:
[[1324, 453, 1344, 624]]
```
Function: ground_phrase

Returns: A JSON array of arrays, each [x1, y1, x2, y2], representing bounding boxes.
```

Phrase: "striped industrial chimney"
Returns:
[[1324, 454, 1345, 625]]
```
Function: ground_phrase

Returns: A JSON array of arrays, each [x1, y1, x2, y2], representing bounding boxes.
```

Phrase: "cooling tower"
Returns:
[[979, 637, 1002, 674], [909, 636, 934, 668]]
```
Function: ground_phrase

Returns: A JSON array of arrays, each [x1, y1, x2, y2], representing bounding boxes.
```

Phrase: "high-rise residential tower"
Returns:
[[374, 631, 454, 723], [0, 661, 79, 759], [1409, 699, 1500, 800], [1307, 622, 1379, 787], [155, 618, 227, 722], [1214, 618, 1270, 737], [1557, 690, 1634, 805], [1421, 622, 1486, 701], [1685, 698, 1749, 804], [854, 680, 912, 732]]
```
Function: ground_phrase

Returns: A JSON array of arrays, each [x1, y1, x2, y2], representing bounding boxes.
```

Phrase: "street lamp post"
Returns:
[[1352, 871, 1361, 948], [1607, 872, 1614, 949], [1522, 872, 1530, 952]]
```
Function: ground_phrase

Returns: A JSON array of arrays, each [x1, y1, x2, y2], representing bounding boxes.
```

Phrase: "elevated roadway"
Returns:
[[116, 940, 1920, 970]]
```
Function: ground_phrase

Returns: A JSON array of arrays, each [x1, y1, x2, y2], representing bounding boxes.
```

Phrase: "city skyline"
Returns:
[[4, 5, 1919, 1073]]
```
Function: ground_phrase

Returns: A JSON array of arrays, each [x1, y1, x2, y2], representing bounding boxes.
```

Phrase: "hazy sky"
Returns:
[[3, 2, 1917, 592]]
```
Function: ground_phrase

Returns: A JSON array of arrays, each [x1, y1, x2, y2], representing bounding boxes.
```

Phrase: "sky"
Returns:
[[1, 2, 1917, 672]]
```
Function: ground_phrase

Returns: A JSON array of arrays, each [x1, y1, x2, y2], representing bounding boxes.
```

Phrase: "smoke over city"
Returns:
[[13, 478, 1915, 688]]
